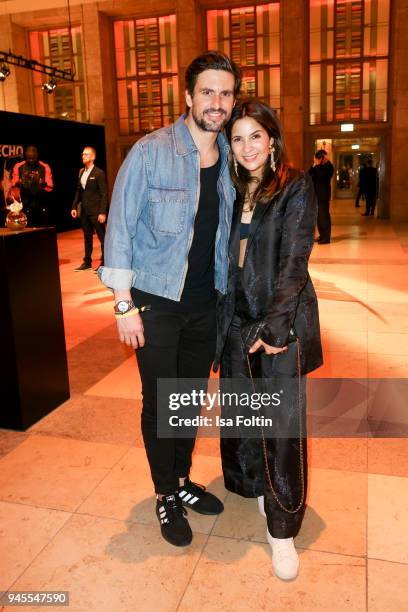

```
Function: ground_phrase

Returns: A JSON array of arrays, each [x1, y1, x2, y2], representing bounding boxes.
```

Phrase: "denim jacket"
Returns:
[[99, 115, 235, 300]]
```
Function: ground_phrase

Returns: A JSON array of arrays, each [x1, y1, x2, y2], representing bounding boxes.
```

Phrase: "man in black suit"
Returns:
[[308, 149, 334, 244], [71, 146, 108, 271]]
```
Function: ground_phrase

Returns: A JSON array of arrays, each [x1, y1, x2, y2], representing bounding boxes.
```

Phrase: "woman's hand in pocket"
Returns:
[[249, 338, 288, 355]]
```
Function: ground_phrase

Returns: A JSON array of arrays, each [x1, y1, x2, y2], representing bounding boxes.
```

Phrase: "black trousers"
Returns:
[[221, 316, 307, 538], [364, 192, 376, 215], [135, 307, 217, 494], [355, 189, 364, 207], [317, 197, 331, 242], [81, 209, 105, 265]]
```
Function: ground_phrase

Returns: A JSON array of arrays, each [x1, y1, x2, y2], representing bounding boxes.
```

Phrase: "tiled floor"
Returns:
[[1, 201, 408, 611]]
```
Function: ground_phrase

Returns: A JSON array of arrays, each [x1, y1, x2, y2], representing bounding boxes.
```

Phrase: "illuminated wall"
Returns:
[[309, 0, 390, 125], [114, 15, 179, 135], [207, 3, 280, 110], [29, 27, 87, 122]]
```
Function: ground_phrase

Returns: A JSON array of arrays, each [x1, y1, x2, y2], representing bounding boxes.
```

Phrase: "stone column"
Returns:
[[81, 2, 120, 192], [280, 0, 306, 170], [175, 0, 203, 112], [389, 0, 408, 221]]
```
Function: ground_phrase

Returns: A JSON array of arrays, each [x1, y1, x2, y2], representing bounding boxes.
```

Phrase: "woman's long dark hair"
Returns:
[[225, 100, 289, 205]]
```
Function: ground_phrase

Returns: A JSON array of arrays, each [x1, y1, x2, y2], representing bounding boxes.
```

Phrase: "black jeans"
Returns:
[[364, 192, 376, 215], [135, 307, 216, 494], [317, 197, 331, 242], [81, 209, 105, 265]]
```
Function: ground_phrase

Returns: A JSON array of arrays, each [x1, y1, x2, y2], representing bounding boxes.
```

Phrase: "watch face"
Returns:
[[117, 301, 129, 313]]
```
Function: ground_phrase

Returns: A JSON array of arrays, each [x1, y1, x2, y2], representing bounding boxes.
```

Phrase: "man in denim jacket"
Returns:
[[99, 52, 240, 547]]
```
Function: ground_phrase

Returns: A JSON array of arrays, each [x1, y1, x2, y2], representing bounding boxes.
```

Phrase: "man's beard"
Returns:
[[191, 107, 228, 132]]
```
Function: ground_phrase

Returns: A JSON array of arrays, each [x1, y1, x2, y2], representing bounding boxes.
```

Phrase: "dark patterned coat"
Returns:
[[214, 168, 323, 377], [214, 168, 323, 503]]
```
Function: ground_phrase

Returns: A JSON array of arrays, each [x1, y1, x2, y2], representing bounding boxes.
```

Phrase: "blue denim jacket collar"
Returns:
[[172, 114, 230, 162]]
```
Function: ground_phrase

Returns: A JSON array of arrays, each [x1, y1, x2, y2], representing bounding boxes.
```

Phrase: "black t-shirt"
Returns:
[[132, 157, 221, 312]]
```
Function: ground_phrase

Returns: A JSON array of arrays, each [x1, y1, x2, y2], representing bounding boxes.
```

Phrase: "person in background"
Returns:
[[338, 165, 349, 189], [71, 147, 107, 271], [361, 159, 378, 216], [11, 145, 54, 226], [308, 149, 334, 244], [355, 162, 367, 208]]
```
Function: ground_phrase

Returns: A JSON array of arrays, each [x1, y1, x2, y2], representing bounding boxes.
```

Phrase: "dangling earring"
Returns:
[[233, 157, 238, 174], [270, 146, 276, 172]]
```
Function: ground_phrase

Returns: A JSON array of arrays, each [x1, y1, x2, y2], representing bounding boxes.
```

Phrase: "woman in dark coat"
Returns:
[[215, 100, 323, 580]]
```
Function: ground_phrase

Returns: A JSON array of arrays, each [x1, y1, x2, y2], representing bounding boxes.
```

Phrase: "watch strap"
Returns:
[[114, 303, 151, 318]]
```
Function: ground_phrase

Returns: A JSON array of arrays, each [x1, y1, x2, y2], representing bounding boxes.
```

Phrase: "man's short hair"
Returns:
[[83, 146, 97, 156], [315, 149, 327, 160], [185, 51, 241, 97]]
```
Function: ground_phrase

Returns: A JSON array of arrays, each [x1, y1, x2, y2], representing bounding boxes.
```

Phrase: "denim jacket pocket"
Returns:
[[148, 187, 188, 235]]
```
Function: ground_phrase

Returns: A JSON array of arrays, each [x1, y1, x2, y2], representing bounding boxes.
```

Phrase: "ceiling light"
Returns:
[[351, 144, 360, 150], [42, 77, 57, 94], [341, 123, 354, 132], [0, 63, 11, 81]]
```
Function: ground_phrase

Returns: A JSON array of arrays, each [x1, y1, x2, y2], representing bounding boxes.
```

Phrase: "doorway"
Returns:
[[332, 138, 380, 200], [313, 137, 381, 200], [308, 129, 389, 218], [313, 138, 380, 198]]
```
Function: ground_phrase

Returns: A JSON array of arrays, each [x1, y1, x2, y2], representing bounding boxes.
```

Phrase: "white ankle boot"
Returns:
[[266, 529, 299, 580], [257, 495, 266, 517]]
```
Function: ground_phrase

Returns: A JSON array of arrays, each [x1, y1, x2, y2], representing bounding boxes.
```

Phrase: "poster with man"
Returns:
[[1, 143, 54, 227], [0, 144, 24, 226], [1, 110, 106, 232]]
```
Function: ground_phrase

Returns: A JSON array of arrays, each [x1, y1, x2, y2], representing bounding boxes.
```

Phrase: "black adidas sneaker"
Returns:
[[178, 478, 224, 515], [156, 493, 192, 547]]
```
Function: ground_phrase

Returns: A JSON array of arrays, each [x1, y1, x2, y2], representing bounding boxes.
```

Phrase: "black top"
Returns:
[[363, 166, 378, 196], [308, 160, 334, 201], [240, 221, 250, 240], [132, 157, 221, 312]]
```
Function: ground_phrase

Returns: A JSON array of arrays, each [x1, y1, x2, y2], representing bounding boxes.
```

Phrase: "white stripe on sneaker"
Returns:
[[188, 496, 199, 504], [182, 493, 192, 502], [179, 490, 187, 499]]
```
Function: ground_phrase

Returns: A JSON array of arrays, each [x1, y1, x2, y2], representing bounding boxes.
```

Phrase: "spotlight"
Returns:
[[42, 77, 57, 94], [0, 63, 11, 81]]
